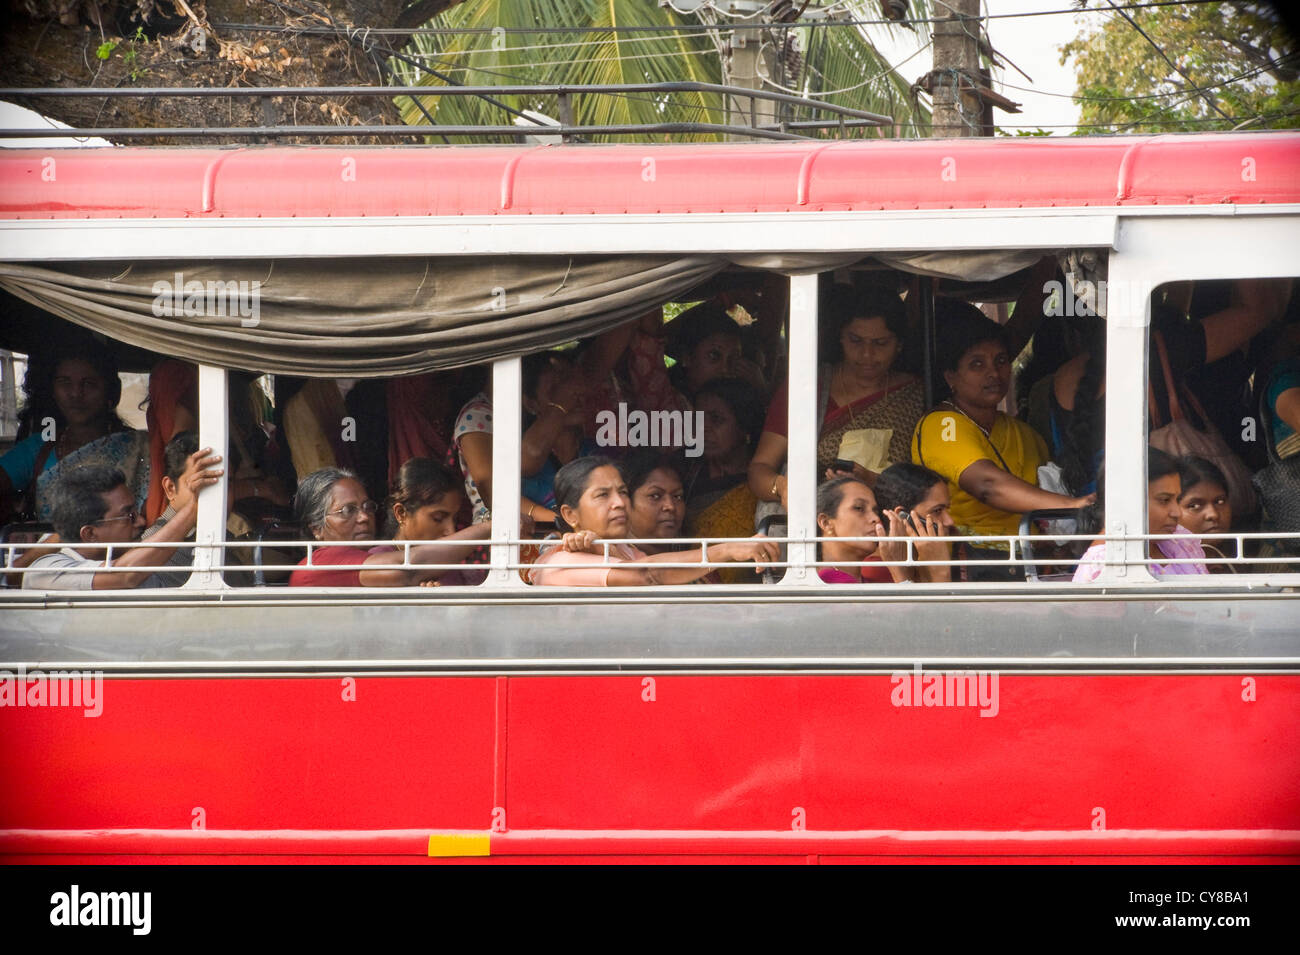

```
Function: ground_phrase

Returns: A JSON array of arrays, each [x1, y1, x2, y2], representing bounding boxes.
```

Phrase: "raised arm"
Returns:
[[1201, 278, 1293, 364], [94, 448, 223, 589]]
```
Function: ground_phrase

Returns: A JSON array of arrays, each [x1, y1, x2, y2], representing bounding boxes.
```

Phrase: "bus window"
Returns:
[[1046, 277, 1298, 581]]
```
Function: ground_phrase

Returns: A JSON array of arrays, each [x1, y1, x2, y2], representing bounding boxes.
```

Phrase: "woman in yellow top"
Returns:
[[912, 300, 1092, 581]]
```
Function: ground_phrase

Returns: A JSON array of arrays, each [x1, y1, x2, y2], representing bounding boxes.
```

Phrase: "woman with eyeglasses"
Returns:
[[288, 467, 490, 587]]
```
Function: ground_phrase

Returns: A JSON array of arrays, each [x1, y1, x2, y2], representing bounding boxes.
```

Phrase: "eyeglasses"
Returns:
[[91, 508, 139, 525], [326, 500, 379, 521]]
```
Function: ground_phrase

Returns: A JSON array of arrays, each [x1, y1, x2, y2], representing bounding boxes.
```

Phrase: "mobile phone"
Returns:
[[895, 508, 920, 531], [831, 458, 856, 474]]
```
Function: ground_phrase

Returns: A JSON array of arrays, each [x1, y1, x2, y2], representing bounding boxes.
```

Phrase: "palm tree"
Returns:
[[393, 0, 932, 142]]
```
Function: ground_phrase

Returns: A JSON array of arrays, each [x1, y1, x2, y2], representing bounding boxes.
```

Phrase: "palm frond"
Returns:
[[395, 0, 932, 141]]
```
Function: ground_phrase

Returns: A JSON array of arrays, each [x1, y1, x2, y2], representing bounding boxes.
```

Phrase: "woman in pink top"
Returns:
[[529, 456, 778, 586], [1072, 448, 1208, 582]]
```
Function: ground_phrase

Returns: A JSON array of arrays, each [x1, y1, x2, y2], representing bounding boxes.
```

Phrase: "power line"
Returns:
[[401, 45, 716, 72], [992, 52, 1300, 105], [393, 59, 721, 121], [966, 108, 1300, 130], [754, 38, 933, 98], [208, 2, 1229, 37]]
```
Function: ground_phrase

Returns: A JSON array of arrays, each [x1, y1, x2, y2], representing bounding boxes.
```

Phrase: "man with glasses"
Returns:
[[22, 448, 223, 590]]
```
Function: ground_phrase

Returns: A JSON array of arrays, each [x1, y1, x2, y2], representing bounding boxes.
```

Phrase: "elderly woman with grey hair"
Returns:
[[288, 467, 490, 587]]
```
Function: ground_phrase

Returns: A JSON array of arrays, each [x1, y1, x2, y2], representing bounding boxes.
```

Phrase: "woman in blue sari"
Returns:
[[0, 342, 149, 523]]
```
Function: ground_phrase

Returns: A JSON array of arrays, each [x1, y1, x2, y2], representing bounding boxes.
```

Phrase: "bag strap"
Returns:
[[1155, 328, 1221, 432], [1177, 380, 1215, 433], [1152, 330, 1184, 423]]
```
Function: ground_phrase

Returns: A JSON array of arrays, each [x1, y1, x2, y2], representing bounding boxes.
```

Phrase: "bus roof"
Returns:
[[1, 132, 1298, 220]]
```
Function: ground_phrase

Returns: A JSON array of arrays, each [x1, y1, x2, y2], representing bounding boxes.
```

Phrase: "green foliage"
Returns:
[[1060, 2, 1299, 133], [392, 1, 931, 142], [94, 26, 148, 81]]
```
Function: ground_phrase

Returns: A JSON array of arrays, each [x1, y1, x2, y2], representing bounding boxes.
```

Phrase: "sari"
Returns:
[[145, 359, 198, 523], [763, 366, 926, 474], [34, 430, 151, 523], [814, 373, 927, 475], [685, 474, 758, 585]]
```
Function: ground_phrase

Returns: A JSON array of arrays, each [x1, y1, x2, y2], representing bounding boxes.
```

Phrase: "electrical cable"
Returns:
[[207, 1, 1230, 37]]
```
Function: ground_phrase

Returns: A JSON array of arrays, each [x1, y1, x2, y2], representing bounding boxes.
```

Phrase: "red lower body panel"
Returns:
[[1, 675, 1297, 862]]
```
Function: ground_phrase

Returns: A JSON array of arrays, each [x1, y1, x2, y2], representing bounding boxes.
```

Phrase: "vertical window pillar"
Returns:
[[487, 356, 522, 586], [781, 273, 820, 583], [186, 363, 229, 590], [1100, 258, 1155, 582]]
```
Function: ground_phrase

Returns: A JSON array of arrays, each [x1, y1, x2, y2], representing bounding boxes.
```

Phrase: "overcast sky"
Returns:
[[873, 0, 1095, 134]]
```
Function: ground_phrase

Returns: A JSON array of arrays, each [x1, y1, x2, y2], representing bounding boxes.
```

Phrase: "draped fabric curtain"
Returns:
[[0, 256, 727, 377], [0, 250, 1053, 375]]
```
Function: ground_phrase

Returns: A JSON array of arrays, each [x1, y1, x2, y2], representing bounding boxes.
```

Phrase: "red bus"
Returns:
[[1, 131, 1298, 863]]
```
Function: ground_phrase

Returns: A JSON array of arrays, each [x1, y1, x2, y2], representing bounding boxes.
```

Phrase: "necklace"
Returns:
[[942, 399, 993, 438], [835, 364, 891, 405]]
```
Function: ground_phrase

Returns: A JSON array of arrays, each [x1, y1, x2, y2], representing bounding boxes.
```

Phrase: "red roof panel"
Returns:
[[1, 132, 1297, 220]]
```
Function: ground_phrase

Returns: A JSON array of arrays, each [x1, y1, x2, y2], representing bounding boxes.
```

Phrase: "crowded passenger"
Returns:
[[380, 457, 502, 586], [288, 466, 490, 587], [1176, 455, 1235, 572], [21, 447, 223, 590], [750, 286, 924, 512], [1050, 278, 1292, 501], [528, 456, 777, 586], [814, 476, 892, 583], [453, 349, 589, 527], [8, 267, 1298, 591], [682, 378, 765, 571], [621, 451, 687, 556], [0, 341, 149, 524], [139, 431, 202, 585], [664, 301, 765, 402], [1253, 327, 1300, 558], [871, 462, 957, 583], [815, 470, 954, 584], [1072, 448, 1208, 582], [912, 300, 1092, 581]]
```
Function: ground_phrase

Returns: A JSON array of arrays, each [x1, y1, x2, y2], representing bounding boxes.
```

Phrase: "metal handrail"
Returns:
[[4, 531, 1298, 582], [0, 82, 890, 142]]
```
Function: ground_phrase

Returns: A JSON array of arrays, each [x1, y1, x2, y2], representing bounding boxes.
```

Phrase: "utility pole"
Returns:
[[723, 24, 781, 140], [927, 0, 982, 137]]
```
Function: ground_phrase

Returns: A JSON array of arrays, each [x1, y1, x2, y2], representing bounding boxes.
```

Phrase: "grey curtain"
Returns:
[[0, 249, 1063, 376], [0, 256, 727, 377]]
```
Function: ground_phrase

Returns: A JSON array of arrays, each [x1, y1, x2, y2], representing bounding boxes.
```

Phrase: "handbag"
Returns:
[[1147, 331, 1258, 516], [1251, 376, 1300, 533]]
